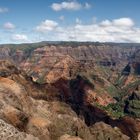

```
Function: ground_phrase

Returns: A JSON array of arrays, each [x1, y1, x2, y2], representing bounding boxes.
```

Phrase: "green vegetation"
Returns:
[[91, 74, 105, 85], [36, 78, 45, 84], [36, 75, 46, 84], [129, 100, 140, 109], [94, 66, 113, 80], [115, 76, 127, 87], [124, 80, 140, 92], [106, 85, 120, 97], [124, 92, 140, 118], [96, 102, 125, 118]]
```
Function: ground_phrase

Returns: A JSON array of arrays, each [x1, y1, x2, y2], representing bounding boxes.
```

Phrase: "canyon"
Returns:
[[0, 42, 140, 140]]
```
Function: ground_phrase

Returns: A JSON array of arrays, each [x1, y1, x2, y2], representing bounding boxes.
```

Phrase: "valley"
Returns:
[[0, 42, 140, 140]]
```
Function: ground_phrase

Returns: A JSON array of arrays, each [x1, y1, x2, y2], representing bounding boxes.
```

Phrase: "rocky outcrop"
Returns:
[[109, 116, 140, 140], [90, 122, 130, 140], [59, 134, 83, 140], [46, 55, 78, 83], [0, 119, 38, 140]]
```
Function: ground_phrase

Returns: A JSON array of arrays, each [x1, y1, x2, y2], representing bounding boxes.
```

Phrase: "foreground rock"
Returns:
[[90, 122, 130, 140], [0, 119, 38, 140], [59, 134, 83, 140]]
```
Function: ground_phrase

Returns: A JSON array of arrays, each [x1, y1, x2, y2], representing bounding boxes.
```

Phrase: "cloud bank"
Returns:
[[35, 17, 140, 43], [51, 1, 91, 11], [1, 17, 140, 43], [11, 34, 28, 42], [4, 22, 15, 30], [36, 20, 58, 32]]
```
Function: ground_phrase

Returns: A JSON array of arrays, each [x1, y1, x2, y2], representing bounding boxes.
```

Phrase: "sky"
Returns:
[[0, 0, 140, 44]]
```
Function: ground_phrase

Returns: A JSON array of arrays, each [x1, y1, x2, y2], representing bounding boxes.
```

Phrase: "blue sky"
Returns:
[[0, 0, 140, 43]]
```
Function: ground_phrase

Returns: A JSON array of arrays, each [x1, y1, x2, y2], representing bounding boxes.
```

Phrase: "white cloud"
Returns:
[[112, 18, 134, 27], [12, 34, 28, 42], [100, 20, 112, 27], [36, 20, 58, 32], [51, 1, 90, 11], [84, 2, 91, 9], [100, 18, 134, 28], [59, 15, 65, 21], [0, 7, 9, 13], [4, 22, 15, 30], [35, 17, 140, 43]]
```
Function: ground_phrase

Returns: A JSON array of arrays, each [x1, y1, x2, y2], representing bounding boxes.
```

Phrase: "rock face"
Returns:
[[59, 134, 83, 140], [0, 119, 38, 140], [0, 42, 139, 83], [46, 55, 78, 83], [113, 117, 140, 139], [131, 50, 140, 75], [20, 44, 135, 83], [90, 122, 130, 140]]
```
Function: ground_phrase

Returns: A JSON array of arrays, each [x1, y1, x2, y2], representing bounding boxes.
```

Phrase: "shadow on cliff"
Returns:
[[50, 75, 137, 139], [52, 75, 111, 126]]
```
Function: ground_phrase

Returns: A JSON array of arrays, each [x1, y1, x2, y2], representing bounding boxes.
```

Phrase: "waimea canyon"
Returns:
[[0, 42, 140, 140]]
